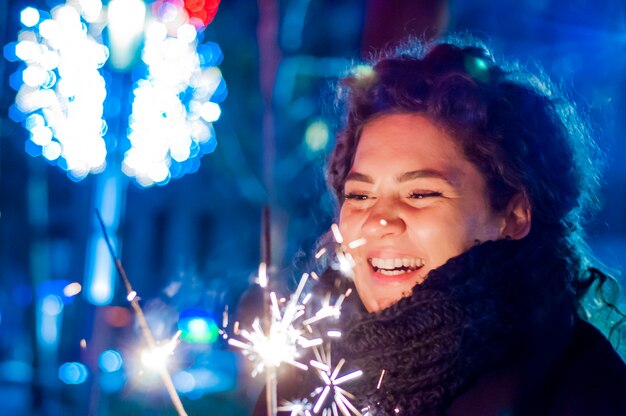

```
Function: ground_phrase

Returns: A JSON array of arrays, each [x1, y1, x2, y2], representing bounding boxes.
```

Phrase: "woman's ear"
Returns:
[[500, 192, 531, 240]]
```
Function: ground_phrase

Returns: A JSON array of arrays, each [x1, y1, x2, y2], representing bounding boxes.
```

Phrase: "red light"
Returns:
[[184, 0, 220, 26]]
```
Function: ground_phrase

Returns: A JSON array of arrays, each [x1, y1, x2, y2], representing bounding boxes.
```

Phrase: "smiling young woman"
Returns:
[[339, 113, 530, 313], [320, 37, 626, 415], [254, 36, 626, 416]]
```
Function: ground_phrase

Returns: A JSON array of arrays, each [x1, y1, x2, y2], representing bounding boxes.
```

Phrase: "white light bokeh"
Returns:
[[20, 7, 40, 28], [13, 1, 225, 186], [123, 13, 225, 187], [14, 3, 109, 180], [107, 0, 146, 70]]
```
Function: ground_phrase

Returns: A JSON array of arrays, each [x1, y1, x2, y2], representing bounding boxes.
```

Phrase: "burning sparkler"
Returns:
[[227, 272, 322, 374], [228, 220, 366, 415], [96, 210, 187, 416]]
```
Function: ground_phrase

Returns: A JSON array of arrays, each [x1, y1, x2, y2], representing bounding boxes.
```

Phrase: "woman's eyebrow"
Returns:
[[397, 169, 456, 186], [345, 169, 457, 186], [345, 172, 374, 183]]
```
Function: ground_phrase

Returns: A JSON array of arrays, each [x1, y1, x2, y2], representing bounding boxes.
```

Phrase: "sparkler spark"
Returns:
[[258, 262, 268, 288], [347, 238, 366, 249], [330, 224, 343, 244], [141, 330, 182, 370], [308, 345, 363, 416], [302, 292, 346, 326], [230, 221, 362, 416], [376, 370, 386, 390], [228, 273, 320, 377], [278, 399, 314, 416]]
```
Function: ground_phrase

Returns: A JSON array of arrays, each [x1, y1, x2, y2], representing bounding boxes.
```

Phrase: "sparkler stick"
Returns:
[[95, 210, 187, 416], [261, 206, 278, 416]]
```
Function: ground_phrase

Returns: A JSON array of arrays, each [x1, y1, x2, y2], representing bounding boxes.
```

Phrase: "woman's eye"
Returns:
[[344, 193, 369, 200], [408, 191, 442, 199]]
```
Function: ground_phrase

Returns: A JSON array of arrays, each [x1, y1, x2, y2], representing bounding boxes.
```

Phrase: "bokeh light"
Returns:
[[58, 362, 89, 384], [20, 7, 40, 28], [41, 294, 63, 316], [304, 119, 330, 154], [122, 4, 226, 187], [62, 282, 82, 297], [173, 370, 195, 393], [98, 349, 123, 373], [178, 309, 219, 344], [9, 2, 109, 181], [8, 1, 225, 187]]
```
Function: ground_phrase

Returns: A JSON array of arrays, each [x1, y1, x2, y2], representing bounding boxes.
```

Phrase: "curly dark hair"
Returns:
[[327, 36, 624, 344]]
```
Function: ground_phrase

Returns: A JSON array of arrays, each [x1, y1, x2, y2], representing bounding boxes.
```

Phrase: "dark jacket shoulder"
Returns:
[[448, 318, 626, 416], [546, 319, 626, 415]]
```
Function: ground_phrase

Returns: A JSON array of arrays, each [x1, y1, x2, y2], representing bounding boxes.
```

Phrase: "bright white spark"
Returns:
[[376, 369, 386, 390], [330, 224, 343, 244], [222, 305, 229, 328], [141, 330, 182, 370], [278, 398, 314, 416], [228, 273, 328, 377], [347, 238, 366, 249], [302, 292, 345, 326], [308, 346, 363, 416], [258, 262, 268, 288]]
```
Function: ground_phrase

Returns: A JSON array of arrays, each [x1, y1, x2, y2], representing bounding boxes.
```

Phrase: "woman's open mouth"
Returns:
[[368, 257, 425, 276]]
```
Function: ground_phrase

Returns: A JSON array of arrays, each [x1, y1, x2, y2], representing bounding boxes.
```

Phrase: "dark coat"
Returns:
[[447, 318, 626, 416]]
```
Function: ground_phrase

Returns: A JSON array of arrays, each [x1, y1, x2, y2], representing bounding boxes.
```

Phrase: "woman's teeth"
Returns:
[[369, 257, 424, 275]]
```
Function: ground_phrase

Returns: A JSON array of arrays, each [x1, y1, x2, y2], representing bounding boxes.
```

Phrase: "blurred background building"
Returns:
[[0, 0, 625, 414]]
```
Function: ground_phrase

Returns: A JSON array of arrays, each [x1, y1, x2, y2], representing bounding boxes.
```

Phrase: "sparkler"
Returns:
[[227, 272, 321, 377], [96, 210, 187, 416], [228, 221, 365, 415]]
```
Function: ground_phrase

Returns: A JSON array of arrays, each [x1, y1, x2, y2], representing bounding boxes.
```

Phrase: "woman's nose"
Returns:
[[362, 203, 406, 238]]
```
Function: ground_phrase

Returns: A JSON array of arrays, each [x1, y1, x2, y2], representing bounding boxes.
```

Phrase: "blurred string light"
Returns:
[[123, 1, 226, 187], [6, 0, 226, 188], [8, 1, 109, 181]]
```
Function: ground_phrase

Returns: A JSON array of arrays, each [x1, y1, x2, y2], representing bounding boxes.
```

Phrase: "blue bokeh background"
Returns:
[[1, 0, 625, 414]]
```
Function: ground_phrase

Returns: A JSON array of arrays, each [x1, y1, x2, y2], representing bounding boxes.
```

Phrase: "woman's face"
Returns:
[[339, 113, 508, 312]]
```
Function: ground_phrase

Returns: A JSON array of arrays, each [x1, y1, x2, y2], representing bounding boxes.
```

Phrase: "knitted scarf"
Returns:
[[334, 238, 576, 415]]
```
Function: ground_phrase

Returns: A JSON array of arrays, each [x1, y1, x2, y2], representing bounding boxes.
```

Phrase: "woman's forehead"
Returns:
[[354, 114, 469, 170]]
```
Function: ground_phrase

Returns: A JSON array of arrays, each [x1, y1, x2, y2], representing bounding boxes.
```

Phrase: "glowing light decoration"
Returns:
[[123, 3, 227, 187], [10, 2, 109, 181], [7, 1, 226, 187]]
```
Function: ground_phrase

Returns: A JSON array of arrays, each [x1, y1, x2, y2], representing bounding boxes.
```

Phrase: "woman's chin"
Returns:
[[354, 264, 428, 312]]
